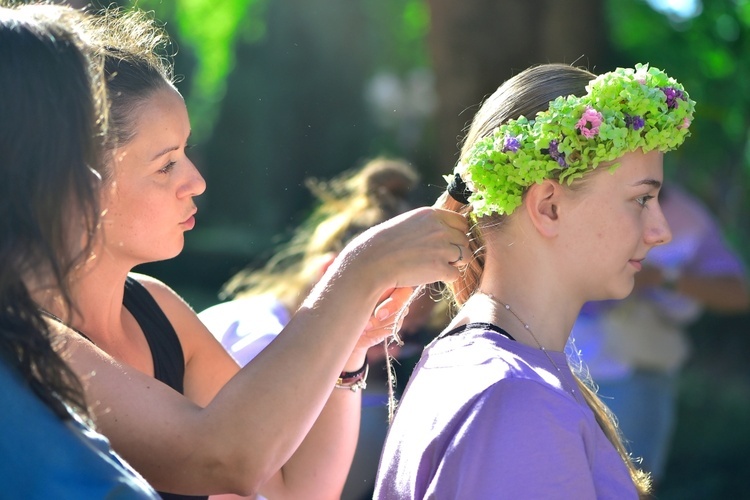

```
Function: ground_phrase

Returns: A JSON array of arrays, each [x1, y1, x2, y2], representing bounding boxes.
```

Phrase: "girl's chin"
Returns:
[[588, 280, 635, 303], [610, 280, 636, 300]]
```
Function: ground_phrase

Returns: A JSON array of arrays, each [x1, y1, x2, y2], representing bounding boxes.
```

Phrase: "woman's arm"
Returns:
[[67, 207, 468, 496], [146, 278, 409, 499], [254, 288, 414, 500]]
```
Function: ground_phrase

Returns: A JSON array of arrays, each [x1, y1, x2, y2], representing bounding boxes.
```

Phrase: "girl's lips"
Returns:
[[629, 259, 643, 271]]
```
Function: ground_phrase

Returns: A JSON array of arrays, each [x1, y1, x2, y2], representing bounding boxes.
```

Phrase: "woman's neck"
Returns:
[[60, 252, 133, 345]]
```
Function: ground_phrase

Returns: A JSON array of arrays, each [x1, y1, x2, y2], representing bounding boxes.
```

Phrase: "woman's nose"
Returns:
[[178, 160, 206, 198]]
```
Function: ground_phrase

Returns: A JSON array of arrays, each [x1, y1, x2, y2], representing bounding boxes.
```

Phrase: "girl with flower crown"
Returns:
[[31, 7, 469, 500], [375, 63, 695, 499]]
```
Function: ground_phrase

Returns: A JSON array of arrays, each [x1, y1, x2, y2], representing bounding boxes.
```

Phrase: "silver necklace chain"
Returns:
[[480, 293, 581, 402]]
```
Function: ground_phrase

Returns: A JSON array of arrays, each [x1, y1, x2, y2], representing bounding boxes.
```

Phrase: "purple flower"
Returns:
[[546, 140, 567, 167], [625, 113, 645, 130], [661, 87, 685, 109], [502, 134, 521, 153]]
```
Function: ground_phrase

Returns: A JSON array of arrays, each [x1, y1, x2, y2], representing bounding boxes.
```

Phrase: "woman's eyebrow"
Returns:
[[149, 133, 191, 161], [149, 145, 179, 161]]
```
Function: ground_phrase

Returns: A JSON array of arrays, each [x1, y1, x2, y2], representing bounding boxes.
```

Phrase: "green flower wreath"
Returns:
[[449, 63, 696, 217]]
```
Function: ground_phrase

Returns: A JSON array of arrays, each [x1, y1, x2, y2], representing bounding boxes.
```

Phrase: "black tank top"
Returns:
[[123, 277, 208, 500]]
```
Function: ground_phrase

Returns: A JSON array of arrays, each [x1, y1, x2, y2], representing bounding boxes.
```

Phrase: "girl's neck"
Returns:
[[455, 274, 583, 353], [457, 229, 584, 351], [471, 291, 572, 352]]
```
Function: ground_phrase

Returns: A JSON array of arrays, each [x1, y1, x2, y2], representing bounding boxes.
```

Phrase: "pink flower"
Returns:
[[575, 106, 603, 138], [680, 117, 691, 129]]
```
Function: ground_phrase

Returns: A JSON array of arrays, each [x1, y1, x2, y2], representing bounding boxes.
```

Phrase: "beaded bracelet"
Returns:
[[335, 356, 369, 392]]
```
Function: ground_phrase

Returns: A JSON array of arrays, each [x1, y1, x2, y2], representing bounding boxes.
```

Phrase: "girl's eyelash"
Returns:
[[636, 194, 655, 207], [159, 161, 176, 174], [185, 143, 196, 151]]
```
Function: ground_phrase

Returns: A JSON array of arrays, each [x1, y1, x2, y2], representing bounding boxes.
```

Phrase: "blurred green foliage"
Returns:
[[140, 0, 268, 140], [363, 0, 430, 72]]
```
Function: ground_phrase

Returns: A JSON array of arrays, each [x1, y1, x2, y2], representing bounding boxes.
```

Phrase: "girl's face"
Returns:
[[561, 149, 671, 301], [99, 86, 205, 267]]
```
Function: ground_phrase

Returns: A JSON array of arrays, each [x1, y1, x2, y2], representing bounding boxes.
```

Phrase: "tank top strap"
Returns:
[[123, 276, 185, 394]]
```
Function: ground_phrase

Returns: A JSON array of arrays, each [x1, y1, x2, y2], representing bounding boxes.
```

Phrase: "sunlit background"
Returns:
[[52, 0, 750, 498]]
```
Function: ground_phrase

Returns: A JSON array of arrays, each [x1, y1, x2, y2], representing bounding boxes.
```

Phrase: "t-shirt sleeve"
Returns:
[[425, 378, 598, 500], [199, 297, 288, 367], [0, 363, 158, 498]]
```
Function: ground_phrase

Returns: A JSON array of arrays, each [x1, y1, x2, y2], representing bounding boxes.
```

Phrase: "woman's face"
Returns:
[[561, 149, 672, 301], [99, 86, 205, 266]]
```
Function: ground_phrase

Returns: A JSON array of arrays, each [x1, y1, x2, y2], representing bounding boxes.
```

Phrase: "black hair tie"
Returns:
[[447, 173, 472, 205]]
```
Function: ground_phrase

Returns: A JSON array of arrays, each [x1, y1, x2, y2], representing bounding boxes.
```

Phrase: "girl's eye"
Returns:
[[158, 161, 176, 174], [636, 194, 654, 207]]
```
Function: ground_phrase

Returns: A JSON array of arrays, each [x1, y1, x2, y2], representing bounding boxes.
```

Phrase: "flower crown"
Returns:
[[447, 63, 696, 217]]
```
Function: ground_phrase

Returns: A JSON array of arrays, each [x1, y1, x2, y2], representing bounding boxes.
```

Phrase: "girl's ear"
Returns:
[[523, 179, 561, 238]]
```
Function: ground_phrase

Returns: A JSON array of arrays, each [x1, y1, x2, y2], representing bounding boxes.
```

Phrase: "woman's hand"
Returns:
[[338, 207, 470, 293], [342, 287, 414, 371]]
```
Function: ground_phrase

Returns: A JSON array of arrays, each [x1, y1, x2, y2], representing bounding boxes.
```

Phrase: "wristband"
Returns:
[[335, 356, 369, 392]]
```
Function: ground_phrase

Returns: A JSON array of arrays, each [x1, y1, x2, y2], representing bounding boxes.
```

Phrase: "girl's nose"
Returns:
[[647, 202, 672, 247]]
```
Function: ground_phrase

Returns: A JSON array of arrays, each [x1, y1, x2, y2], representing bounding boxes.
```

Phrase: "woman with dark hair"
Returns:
[[34, 8, 469, 499], [0, 3, 157, 497]]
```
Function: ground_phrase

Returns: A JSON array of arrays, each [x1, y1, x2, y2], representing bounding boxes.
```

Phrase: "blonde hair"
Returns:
[[441, 64, 651, 497], [221, 157, 419, 309]]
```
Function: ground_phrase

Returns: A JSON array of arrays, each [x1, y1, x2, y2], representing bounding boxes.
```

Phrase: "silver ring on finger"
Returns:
[[448, 243, 464, 265]]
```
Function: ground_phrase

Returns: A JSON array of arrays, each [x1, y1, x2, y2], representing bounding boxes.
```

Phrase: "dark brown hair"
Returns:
[[83, 7, 174, 175], [0, 3, 106, 420]]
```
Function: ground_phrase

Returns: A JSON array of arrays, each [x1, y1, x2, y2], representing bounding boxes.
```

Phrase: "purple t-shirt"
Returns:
[[374, 326, 637, 499]]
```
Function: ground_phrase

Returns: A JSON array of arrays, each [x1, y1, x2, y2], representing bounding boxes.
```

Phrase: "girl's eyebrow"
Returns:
[[630, 178, 662, 189]]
